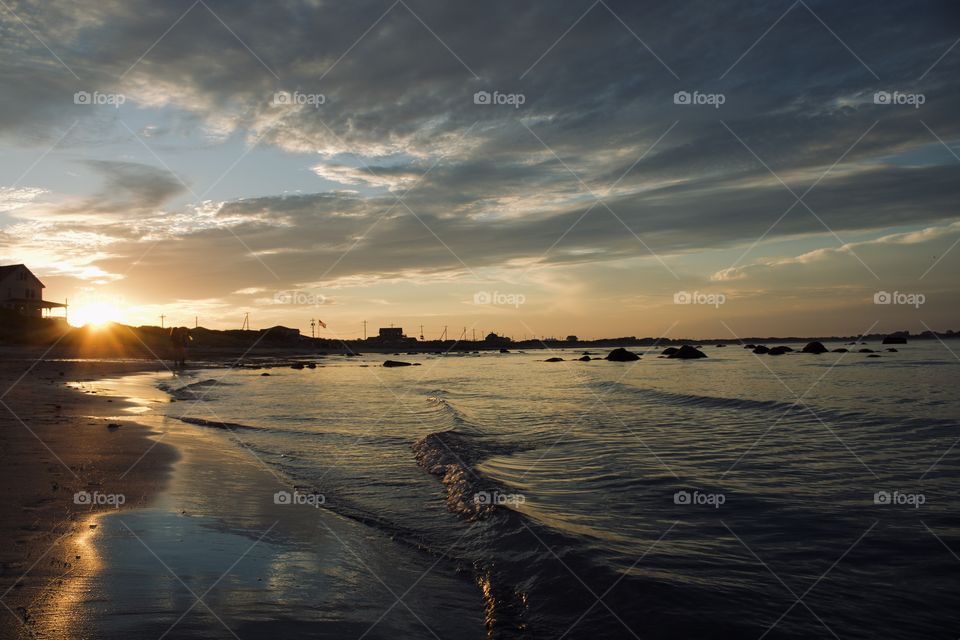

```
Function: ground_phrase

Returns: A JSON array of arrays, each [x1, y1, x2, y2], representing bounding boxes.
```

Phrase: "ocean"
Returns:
[[90, 342, 960, 638]]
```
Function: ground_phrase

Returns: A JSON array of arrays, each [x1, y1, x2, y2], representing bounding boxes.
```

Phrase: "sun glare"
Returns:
[[69, 301, 122, 328]]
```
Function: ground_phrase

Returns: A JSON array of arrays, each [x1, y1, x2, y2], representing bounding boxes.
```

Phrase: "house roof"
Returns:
[[0, 264, 45, 287]]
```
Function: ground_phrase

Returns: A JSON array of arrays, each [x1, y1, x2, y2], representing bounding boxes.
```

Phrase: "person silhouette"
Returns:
[[169, 327, 191, 367]]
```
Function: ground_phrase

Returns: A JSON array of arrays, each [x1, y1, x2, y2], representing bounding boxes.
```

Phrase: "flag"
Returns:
[[317, 319, 327, 328]]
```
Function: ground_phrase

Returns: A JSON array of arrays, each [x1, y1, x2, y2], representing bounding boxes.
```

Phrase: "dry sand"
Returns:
[[0, 352, 176, 640]]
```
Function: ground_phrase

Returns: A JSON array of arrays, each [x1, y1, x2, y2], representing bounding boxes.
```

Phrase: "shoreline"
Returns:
[[2, 355, 486, 638], [0, 357, 178, 640]]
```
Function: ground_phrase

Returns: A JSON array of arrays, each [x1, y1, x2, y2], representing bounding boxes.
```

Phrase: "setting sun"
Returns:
[[69, 301, 123, 328]]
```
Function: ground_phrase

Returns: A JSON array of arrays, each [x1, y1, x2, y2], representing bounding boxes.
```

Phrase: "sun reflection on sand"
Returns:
[[34, 513, 105, 639]]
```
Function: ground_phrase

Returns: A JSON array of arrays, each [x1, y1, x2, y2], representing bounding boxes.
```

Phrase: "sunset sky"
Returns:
[[1, 0, 958, 339]]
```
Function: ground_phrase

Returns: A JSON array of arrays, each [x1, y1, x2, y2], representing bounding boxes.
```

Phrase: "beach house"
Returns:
[[0, 264, 67, 318]]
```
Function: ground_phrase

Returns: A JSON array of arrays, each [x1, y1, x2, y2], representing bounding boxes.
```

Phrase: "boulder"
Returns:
[[767, 346, 791, 355], [662, 347, 679, 356], [578, 355, 591, 361], [886, 348, 898, 352], [753, 345, 770, 354], [544, 357, 564, 362], [832, 348, 849, 353], [667, 344, 708, 359], [291, 363, 305, 369], [715, 344, 727, 347], [802, 341, 828, 354], [744, 344, 756, 349], [383, 360, 419, 367], [867, 354, 881, 358], [499, 348, 510, 353], [606, 348, 641, 362], [859, 348, 874, 353]]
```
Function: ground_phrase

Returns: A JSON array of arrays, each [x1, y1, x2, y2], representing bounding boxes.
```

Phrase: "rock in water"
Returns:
[[832, 348, 848, 353], [753, 345, 770, 354], [383, 360, 418, 367], [578, 355, 591, 361], [605, 348, 640, 362], [802, 341, 828, 354], [662, 347, 679, 356], [767, 346, 791, 355], [667, 345, 707, 359], [544, 357, 564, 362]]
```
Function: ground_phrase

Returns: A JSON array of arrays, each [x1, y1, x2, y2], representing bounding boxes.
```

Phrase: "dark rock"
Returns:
[[802, 341, 828, 354], [578, 355, 591, 361], [667, 345, 708, 359], [744, 344, 756, 349], [867, 354, 881, 358], [544, 357, 564, 362], [260, 372, 271, 376], [291, 363, 305, 369], [383, 360, 419, 367], [716, 344, 727, 347], [306, 363, 317, 369], [662, 347, 679, 356], [753, 345, 770, 354], [859, 348, 874, 353], [886, 348, 898, 352], [499, 348, 510, 353], [767, 346, 792, 355], [832, 348, 849, 353], [606, 348, 641, 362]]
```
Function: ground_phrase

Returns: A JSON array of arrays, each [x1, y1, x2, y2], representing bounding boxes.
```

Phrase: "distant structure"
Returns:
[[483, 332, 511, 345], [566, 335, 579, 342], [0, 264, 67, 319], [367, 326, 416, 346], [378, 327, 404, 340]]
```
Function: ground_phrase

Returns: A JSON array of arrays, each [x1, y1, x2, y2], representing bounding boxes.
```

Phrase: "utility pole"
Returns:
[[160, 314, 166, 329], [242, 313, 249, 331], [362, 320, 367, 340], [441, 325, 447, 341], [419, 324, 424, 341], [472, 328, 476, 342], [195, 316, 198, 329], [310, 319, 316, 338]]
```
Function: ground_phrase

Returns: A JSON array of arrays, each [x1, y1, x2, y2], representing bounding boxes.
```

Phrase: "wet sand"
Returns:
[[0, 354, 176, 639], [1, 355, 485, 639]]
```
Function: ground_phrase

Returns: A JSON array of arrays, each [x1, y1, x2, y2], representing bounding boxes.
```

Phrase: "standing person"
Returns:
[[169, 327, 191, 367]]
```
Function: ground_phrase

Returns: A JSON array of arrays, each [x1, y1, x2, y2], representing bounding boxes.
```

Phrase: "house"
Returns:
[[378, 327, 404, 340], [0, 264, 67, 318]]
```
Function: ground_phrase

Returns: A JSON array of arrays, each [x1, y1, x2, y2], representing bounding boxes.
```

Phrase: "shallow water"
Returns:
[[93, 342, 960, 638]]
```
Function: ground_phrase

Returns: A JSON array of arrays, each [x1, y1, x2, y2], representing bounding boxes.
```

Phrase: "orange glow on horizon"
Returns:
[[69, 301, 125, 328]]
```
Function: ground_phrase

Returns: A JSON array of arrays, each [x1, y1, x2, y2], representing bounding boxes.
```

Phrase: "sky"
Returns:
[[1, 0, 958, 340]]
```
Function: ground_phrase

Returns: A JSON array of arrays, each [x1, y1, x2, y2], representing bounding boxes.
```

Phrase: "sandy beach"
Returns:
[[0, 352, 176, 639]]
